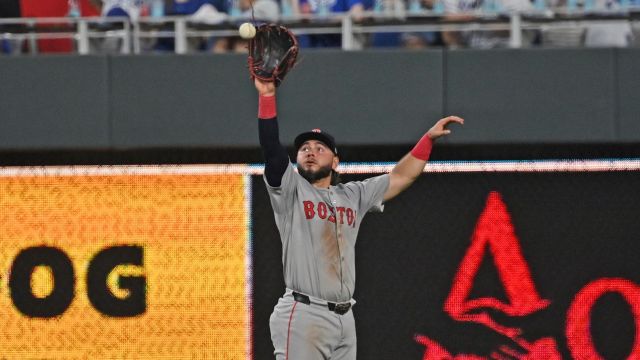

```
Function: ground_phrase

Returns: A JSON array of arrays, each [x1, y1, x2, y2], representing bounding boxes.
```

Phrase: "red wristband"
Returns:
[[258, 94, 277, 119], [410, 133, 433, 161]]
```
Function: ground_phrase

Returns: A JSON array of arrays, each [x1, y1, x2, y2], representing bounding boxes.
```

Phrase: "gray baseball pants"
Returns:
[[269, 289, 356, 360]]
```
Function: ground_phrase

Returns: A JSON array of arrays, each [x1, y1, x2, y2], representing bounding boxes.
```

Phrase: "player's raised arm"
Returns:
[[383, 116, 464, 202], [248, 25, 299, 188], [256, 79, 289, 187]]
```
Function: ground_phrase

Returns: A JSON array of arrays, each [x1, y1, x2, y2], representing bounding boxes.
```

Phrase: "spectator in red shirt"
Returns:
[[20, 0, 99, 53]]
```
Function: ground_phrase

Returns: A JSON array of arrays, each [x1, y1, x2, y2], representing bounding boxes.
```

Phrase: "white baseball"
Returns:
[[238, 22, 256, 39]]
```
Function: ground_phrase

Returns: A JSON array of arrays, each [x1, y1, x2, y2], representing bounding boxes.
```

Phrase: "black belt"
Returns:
[[292, 291, 352, 315]]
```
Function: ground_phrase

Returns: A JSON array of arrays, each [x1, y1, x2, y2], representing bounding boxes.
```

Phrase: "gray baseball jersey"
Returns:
[[265, 163, 390, 303]]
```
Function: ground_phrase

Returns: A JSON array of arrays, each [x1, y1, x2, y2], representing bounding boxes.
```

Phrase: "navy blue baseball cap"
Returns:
[[294, 129, 338, 155]]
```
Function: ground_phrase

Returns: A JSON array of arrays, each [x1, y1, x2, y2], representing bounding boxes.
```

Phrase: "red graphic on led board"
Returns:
[[416, 191, 640, 359]]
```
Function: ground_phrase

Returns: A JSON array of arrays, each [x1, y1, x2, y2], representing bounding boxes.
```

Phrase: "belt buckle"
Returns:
[[332, 302, 351, 315]]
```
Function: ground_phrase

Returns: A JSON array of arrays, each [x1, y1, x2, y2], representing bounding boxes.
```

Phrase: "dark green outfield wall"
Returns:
[[0, 48, 638, 151]]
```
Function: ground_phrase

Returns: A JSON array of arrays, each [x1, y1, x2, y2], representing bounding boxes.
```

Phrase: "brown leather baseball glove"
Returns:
[[248, 24, 299, 87]]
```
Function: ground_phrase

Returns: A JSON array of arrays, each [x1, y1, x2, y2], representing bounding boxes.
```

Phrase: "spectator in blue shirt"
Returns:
[[172, 0, 227, 14], [0, 0, 22, 54], [298, 0, 364, 47]]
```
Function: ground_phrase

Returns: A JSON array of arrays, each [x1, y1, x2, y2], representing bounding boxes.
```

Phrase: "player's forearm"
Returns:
[[384, 134, 433, 201], [258, 95, 289, 187], [385, 154, 426, 200], [393, 133, 433, 180], [391, 153, 427, 180], [384, 116, 462, 201]]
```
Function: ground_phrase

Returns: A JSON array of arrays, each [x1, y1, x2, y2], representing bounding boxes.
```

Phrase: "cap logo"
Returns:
[[312, 129, 322, 133]]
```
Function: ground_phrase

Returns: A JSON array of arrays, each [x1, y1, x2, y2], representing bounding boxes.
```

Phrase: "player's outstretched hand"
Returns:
[[427, 116, 464, 140], [255, 78, 276, 97]]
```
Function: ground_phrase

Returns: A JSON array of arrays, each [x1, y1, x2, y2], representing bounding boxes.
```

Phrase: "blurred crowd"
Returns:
[[0, 0, 638, 54]]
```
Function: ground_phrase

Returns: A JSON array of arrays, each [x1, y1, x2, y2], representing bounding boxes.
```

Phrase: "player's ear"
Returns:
[[332, 156, 339, 170]]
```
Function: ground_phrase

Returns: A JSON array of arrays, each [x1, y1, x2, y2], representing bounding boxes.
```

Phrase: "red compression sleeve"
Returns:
[[410, 133, 434, 161], [259, 95, 277, 119]]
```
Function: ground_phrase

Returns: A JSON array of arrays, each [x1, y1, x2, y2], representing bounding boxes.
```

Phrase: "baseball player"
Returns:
[[255, 78, 463, 360]]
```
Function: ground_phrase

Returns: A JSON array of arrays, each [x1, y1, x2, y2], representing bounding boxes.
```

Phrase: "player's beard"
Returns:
[[297, 163, 333, 184]]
